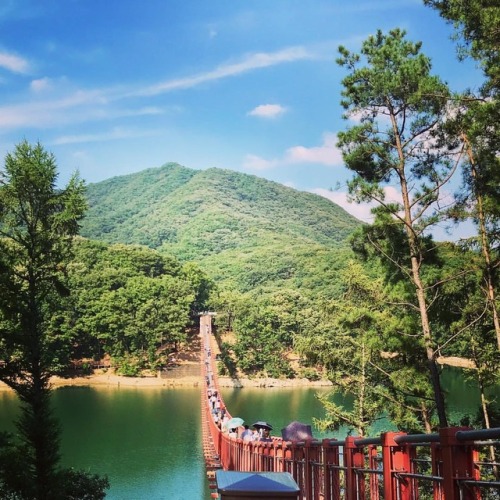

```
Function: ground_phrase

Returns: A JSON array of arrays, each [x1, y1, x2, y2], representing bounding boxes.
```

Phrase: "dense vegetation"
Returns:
[[80, 10, 500, 437], [82, 165, 359, 295], [0, 10, 498, 500], [0, 142, 108, 499], [80, 165, 362, 376], [60, 238, 213, 375]]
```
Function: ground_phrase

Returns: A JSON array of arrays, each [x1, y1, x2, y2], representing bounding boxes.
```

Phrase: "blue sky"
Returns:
[[0, 0, 483, 237]]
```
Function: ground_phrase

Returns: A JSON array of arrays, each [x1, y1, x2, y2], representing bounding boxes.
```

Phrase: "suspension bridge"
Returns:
[[198, 314, 500, 499]]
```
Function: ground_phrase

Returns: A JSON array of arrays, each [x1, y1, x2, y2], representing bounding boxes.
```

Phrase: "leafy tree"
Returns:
[[0, 142, 107, 499], [230, 289, 306, 377], [296, 261, 436, 434], [61, 238, 210, 369], [425, 1, 500, 351], [336, 29, 460, 427], [424, 0, 500, 92]]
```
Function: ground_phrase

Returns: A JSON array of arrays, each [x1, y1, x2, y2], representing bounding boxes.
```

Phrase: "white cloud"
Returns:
[[52, 127, 161, 145], [30, 77, 52, 93], [285, 133, 343, 166], [312, 186, 403, 222], [132, 46, 314, 96], [243, 132, 344, 172], [248, 104, 287, 119], [0, 85, 166, 130], [242, 154, 279, 171], [0, 45, 314, 131], [0, 51, 29, 73], [313, 188, 373, 222]]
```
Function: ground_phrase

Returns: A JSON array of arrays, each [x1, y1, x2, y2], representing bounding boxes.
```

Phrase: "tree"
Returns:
[[0, 142, 107, 499], [424, 1, 500, 351], [336, 29, 461, 427], [424, 0, 500, 93], [230, 289, 305, 377], [296, 260, 437, 434]]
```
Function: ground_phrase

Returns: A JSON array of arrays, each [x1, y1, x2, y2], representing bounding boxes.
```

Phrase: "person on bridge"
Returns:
[[259, 428, 272, 442], [241, 425, 252, 441]]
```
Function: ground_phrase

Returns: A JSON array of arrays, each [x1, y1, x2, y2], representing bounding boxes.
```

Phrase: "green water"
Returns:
[[0, 386, 209, 500], [0, 368, 494, 499]]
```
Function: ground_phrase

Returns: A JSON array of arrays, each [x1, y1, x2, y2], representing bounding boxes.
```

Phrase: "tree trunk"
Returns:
[[462, 133, 500, 351], [393, 112, 448, 428]]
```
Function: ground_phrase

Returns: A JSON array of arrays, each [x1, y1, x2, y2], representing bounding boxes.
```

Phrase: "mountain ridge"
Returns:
[[80, 163, 361, 295]]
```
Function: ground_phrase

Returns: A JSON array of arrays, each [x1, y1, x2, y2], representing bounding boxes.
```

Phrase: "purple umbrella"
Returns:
[[281, 421, 313, 441]]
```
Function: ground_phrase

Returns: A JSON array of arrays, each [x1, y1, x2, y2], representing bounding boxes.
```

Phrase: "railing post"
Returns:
[[303, 440, 311, 500], [439, 427, 480, 500], [382, 432, 410, 500], [368, 444, 380, 500], [323, 439, 339, 500], [430, 441, 443, 499], [345, 436, 365, 500]]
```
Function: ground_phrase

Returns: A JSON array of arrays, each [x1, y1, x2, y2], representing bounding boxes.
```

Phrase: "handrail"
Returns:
[[456, 428, 500, 441]]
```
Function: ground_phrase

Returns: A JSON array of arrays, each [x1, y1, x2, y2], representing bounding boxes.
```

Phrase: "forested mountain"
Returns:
[[81, 163, 361, 296]]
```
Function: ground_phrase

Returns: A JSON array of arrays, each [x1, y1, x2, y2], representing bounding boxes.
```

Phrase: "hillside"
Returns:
[[81, 163, 361, 296]]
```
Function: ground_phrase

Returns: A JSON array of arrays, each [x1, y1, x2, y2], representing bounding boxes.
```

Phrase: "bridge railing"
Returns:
[[200, 318, 500, 500], [208, 427, 500, 499]]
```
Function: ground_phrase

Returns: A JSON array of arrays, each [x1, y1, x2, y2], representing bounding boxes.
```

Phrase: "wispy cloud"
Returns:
[[0, 91, 164, 130], [0, 45, 314, 131], [248, 104, 287, 119], [52, 127, 161, 145], [30, 77, 53, 93], [131, 46, 314, 96], [0, 90, 107, 128], [242, 154, 279, 171], [0, 50, 29, 73]]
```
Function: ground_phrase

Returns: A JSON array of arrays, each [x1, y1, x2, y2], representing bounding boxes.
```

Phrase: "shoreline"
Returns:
[[0, 355, 472, 393], [0, 371, 333, 392]]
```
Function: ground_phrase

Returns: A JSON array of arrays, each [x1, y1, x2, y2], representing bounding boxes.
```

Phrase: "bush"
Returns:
[[115, 357, 142, 377], [298, 367, 320, 381]]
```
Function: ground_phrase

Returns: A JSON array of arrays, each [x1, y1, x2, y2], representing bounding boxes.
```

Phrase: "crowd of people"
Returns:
[[204, 327, 273, 443], [207, 386, 273, 442]]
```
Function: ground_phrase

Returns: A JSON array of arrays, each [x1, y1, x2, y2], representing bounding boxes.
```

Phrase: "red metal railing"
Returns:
[[200, 316, 500, 499]]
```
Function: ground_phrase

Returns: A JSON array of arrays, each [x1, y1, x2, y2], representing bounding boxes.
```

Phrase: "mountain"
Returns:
[[80, 163, 361, 296]]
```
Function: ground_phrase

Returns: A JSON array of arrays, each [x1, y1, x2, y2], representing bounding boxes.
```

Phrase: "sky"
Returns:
[[0, 0, 484, 239]]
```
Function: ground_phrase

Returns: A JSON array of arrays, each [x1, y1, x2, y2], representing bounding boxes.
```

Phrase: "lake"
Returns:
[[0, 368, 492, 499]]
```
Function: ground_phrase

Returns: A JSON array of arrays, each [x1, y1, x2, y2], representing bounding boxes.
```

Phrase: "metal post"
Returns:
[[382, 432, 410, 500], [439, 427, 480, 500], [345, 436, 365, 500]]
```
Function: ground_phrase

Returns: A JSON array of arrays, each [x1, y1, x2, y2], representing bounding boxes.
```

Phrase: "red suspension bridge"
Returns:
[[199, 314, 500, 500]]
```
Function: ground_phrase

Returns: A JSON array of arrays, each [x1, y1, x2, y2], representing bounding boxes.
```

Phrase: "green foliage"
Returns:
[[79, 163, 361, 378], [80, 164, 360, 298], [62, 238, 212, 368], [424, 0, 500, 92], [297, 368, 320, 381], [57, 469, 109, 500], [336, 28, 458, 427], [0, 431, 109, 500], [296, 261, 436, 434], [0, 141, 107, 499], [115, 356, 143, 377]]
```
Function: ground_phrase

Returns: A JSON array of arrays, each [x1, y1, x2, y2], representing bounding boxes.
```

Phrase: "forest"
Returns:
[[0, 1, 498, 498]]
